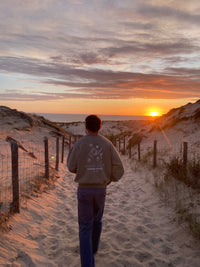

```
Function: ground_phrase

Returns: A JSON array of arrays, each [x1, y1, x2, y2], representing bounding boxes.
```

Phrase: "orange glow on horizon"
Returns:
[[2, 98, 192, 117]]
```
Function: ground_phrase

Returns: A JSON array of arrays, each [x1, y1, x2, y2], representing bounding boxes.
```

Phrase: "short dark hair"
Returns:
[[85, 114, 102, 132]]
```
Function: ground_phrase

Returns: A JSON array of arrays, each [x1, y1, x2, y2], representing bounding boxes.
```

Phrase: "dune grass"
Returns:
[[152, 156, 200, 240]]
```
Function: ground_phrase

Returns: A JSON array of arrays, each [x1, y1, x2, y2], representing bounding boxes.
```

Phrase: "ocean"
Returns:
[[36, 113, 150, 123]]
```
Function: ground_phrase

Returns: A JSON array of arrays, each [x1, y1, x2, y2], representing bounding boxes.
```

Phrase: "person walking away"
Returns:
[[67, 114, 124, 267]]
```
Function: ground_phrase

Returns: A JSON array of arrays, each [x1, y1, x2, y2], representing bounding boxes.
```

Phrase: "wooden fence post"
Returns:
[[69, 134, 72, 152], [183, 142, 188, 167], [44, 137, 49, 179], [118, 138, 121, 152], [123, 135, 126, 154], [153, 140, 157, 168], [56, 136, 59, 171], [61, 135, 65, 163], [129, 143, 132, 159], [11, 141, 20, 213], [138, 142, 141, 161]]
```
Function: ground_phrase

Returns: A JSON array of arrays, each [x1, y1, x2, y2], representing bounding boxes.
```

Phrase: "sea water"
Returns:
[[36, 113, 150, 123]]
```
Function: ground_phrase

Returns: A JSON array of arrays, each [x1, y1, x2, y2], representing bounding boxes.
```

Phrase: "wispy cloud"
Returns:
[[0, 0, 200, 108]]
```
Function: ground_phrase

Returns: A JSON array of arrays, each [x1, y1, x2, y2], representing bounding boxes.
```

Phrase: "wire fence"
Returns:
[[112, 134, 200, 166], [1, 131, 200, 224], [0, 135, 69, 221]]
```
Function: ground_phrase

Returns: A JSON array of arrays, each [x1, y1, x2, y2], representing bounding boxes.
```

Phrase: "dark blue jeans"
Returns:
[[77, 187, 106, 267]]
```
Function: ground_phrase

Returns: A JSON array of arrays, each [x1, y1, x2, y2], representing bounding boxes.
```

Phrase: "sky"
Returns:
[[0, 0, 200, 116]]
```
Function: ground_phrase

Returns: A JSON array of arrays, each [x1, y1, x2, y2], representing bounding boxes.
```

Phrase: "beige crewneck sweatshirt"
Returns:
[[67, 134, 124, 188]]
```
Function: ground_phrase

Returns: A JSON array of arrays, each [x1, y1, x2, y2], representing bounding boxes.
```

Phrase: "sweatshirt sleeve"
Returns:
[[110, 145, 124, 181], [67, 145, 78, 173]]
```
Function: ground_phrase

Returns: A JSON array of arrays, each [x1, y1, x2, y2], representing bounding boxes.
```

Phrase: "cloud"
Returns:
[[0, 0, 200, 105], [137, 3, 200, 25], [0, 55, 200, 101], [1, 83, 199, 101], [43, 73, 200, 100], [1, 65, 200, 101], [100, 38, 200, 60], [71, 52, 111, 65]]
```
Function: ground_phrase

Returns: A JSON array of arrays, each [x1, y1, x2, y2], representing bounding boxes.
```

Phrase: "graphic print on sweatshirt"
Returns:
[[86, 143, 104, 172]]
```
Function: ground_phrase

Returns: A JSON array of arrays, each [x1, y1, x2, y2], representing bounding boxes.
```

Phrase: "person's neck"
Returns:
[[86, 129, 99, 135]]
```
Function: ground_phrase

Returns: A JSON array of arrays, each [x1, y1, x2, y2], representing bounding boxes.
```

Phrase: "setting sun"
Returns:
[[149, 111, 159, 117], [145, 106, 163, 117]]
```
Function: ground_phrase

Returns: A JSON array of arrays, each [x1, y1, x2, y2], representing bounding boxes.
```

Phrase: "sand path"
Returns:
[[0, 156, 200, 266]]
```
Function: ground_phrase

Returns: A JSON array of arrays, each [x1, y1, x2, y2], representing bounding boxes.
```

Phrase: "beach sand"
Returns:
[[0, 153, 200, 266]]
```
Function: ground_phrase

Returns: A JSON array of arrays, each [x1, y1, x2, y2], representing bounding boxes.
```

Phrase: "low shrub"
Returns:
[[164, 156, 200, 190]]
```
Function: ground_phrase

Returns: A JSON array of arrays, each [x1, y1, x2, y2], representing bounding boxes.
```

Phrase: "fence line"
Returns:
[[110, 135, 200, 168], [0, 134, 71, 218], [1, 132, 199, 221]]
